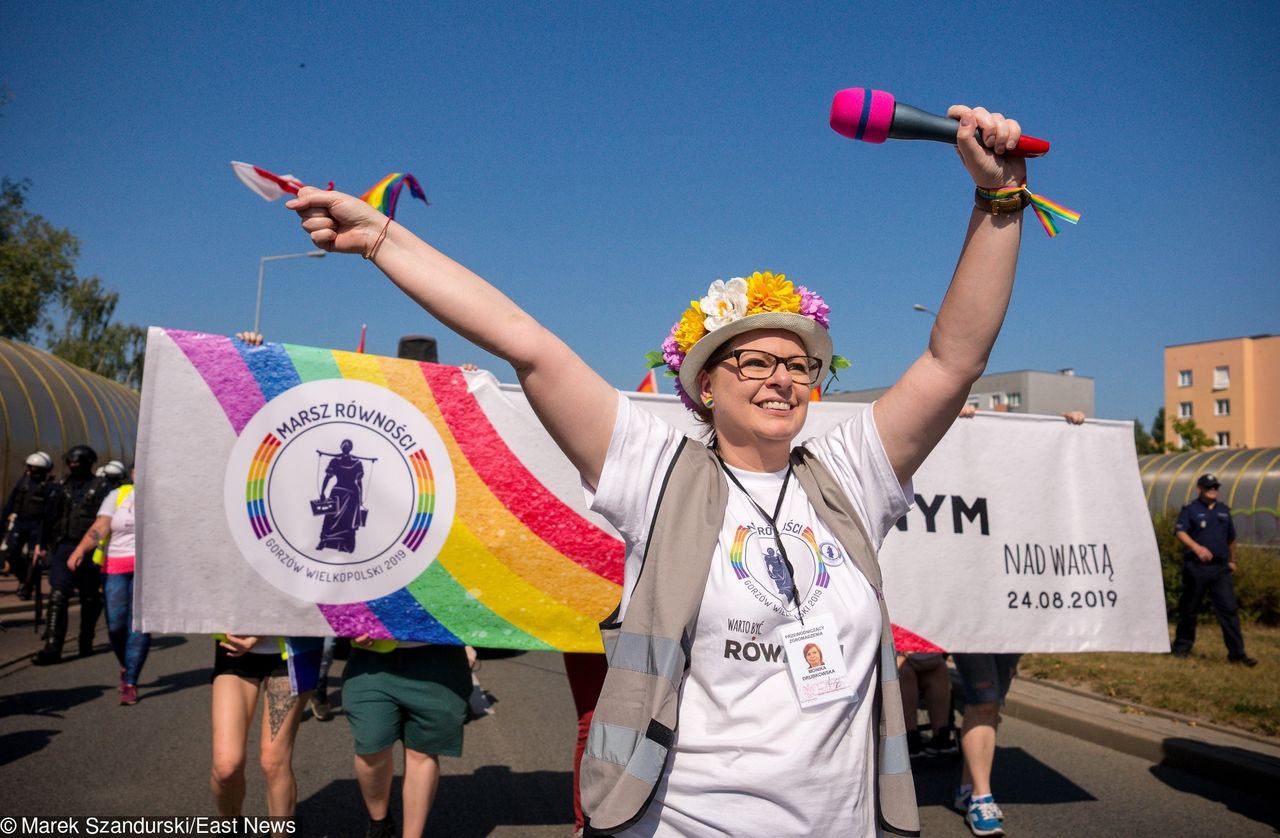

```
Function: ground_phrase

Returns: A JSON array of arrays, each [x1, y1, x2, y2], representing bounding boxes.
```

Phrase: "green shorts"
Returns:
[[343, 644, 471, 756]]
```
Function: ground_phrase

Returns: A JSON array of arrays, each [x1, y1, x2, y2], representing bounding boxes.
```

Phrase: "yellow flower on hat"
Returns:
[[673, 301, 707, 354], [744, 271, 801, 316]]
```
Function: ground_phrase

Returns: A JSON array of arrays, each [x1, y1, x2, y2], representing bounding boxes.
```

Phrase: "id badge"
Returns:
[[778, 613, 856, 709]]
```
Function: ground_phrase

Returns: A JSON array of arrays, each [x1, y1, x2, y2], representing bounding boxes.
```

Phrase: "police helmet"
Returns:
[[26, 451, 54, 471], [64, 445, 99, 470], [101, 460, 127, 479]]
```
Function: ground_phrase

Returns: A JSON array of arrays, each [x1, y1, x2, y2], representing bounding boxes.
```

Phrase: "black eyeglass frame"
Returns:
[[712, 349, 824, 385]]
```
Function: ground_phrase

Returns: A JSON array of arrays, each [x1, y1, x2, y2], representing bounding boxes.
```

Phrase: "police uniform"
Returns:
[[1172, 495, 1247, 659], [1, 472, 55, 599], [34, 471, 113, 663]]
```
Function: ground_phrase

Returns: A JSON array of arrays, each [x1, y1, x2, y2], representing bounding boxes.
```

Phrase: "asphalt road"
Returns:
[[0, 623, 1275, 837]]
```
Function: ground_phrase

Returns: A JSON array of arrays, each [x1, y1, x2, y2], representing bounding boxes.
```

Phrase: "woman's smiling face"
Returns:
[[699, 329, 812, 468]]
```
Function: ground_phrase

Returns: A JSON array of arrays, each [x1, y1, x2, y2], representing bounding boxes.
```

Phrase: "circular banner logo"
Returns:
[[223, 379, 456, 604]]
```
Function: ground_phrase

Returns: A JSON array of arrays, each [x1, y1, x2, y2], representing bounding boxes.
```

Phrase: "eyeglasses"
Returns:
[[714, 349, 823, 385]]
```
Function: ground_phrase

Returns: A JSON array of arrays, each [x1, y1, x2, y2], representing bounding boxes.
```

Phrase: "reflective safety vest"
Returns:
[[581, 439, 919, 837], [92, 484, 133, 566]]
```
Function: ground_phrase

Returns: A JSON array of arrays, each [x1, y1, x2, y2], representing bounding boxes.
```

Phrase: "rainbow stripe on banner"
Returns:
[[246, 434, 281, 538], [165, 329, 623, 651], [403, 449, 436, 552]]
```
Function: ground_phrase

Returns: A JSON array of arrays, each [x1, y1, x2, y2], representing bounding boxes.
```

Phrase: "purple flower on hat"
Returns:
[[796, 286, 830, 329]]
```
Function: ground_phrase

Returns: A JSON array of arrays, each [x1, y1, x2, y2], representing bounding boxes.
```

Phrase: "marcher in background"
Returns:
[[1, 451, 56, 600], [1172, 474, 1257, 666], [951, 407, 1086, 836], [343, 635, 474, 838], [898, 652, 957, 758], [210, 635, 317, 821], [65, 463, 150, 704], [33, 445, 112, 666]]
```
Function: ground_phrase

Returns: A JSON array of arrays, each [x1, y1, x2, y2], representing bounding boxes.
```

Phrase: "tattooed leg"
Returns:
[[265, 675, 298, 741], [259, 672, 310, 819]]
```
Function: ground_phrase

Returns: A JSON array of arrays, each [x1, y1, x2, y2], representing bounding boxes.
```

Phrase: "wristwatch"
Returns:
[[974, 187, 1030, 215]]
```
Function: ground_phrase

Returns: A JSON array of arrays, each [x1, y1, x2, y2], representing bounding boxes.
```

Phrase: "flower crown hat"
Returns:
[[649, 271, 845, 412]]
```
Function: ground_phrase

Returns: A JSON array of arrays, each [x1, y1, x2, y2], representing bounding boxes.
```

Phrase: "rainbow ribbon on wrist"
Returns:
[[978, 183, 1081, 238]]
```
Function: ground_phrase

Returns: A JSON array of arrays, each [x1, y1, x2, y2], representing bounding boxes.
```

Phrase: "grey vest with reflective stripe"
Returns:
[[582, 438, 919, 836]]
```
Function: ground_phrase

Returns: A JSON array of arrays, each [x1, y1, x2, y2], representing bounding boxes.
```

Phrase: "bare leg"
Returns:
[[258, 673, 310, 818], [211, 675, 261, 816], [919, 663, 952, 732], [401, 748, 441, 838], [896, 656, 920, 731], [355, 747, 396, 822], [959, 701, 1001, 796]]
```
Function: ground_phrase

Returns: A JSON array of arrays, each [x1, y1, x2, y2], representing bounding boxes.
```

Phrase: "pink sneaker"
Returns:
[[120, 684, 138, 705]]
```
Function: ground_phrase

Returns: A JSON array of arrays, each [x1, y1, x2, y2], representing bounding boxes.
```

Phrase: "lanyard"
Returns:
[[717, 457, 805, 625]]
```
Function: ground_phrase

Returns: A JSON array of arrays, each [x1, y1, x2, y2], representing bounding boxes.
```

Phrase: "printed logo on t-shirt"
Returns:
[[818, 541, 845, 567], [727, 523, 830, 618]]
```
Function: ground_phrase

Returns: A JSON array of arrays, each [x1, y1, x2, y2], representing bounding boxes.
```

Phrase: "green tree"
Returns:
[[44, 276, 146, 388], [1151, 407, 1167, 451], [1133, 418, 1157, 455], [2, 177, 144, 386], [1171, 417, 1214, 451], [0, 178, 79, 341]]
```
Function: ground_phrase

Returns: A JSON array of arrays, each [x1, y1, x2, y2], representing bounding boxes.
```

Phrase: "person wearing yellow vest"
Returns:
[[66, 463, 150, 705]]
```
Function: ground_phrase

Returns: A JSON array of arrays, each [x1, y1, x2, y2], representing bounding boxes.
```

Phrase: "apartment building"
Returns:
[[1164, 334, 1280, 449], [827, 368, 1095, 416]]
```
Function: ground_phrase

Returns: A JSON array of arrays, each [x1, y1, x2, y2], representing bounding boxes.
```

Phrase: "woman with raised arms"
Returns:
[[289, 105, 1026, 838]]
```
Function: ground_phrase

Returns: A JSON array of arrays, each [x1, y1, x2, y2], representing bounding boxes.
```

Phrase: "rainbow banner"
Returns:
[[136, 328, 1170, 653], [136, 328, 623, 651]]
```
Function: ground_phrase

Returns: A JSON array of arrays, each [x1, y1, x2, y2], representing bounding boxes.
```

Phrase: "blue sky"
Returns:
[[4, 1, 1278, 426]]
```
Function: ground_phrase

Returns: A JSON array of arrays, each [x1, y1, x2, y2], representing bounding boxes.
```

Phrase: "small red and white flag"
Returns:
[[230, 161, 308, 201], [636, 369, 659, 393]]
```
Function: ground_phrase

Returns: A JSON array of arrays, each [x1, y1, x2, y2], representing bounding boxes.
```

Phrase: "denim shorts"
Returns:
[[952, 653, 1022, 706]]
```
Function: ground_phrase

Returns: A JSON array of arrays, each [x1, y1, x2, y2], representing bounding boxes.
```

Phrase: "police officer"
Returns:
[[1172, 473, 1257, 666], [33, 445, 113, 666], [1, 452, 56, 600]]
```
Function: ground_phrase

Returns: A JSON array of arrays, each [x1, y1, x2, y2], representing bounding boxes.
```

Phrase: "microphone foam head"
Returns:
[[830, 88, 895, 143]]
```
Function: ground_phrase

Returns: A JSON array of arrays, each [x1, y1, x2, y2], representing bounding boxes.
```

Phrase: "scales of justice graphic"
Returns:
[[309, 439, 378, 554]]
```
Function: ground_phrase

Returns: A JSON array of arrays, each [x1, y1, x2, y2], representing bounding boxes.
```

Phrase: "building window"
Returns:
[[1217, 431, 1230, 447], [990, 394, 1004, 408], [1213, 366, 1230, 390], [1179, 402, 1193, 418], [1215, 399, 1230, 416], [967, 398, 979, 408], [1008, 392, 1022, 407], [1178, 369, 1192, 387]]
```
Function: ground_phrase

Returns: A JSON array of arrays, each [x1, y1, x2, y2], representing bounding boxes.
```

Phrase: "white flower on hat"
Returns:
[[700, 278, 748, 332]]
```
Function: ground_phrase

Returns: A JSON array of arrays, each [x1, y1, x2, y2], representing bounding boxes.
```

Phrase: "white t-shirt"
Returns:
[[96, 488, 136, 558], [588, 393, 912, 838]]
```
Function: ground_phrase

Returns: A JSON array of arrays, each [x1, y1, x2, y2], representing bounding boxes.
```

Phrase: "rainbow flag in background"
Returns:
[[360, 173, 429, 219]]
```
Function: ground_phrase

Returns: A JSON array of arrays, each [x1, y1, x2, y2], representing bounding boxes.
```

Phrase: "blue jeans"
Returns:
[[104, 572, 151, 685]]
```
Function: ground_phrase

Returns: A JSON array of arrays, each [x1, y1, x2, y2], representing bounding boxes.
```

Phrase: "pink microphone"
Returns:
[[830, 88, 1050, 158]]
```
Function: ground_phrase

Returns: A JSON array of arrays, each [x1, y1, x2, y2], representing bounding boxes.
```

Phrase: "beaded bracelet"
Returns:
[[976, 183, 1080, 238]]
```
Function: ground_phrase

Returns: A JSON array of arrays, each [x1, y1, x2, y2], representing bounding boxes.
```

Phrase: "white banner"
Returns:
[[136, 329, 1168, 652]]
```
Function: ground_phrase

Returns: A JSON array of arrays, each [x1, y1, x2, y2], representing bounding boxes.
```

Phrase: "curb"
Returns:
[[1002, 677, 1280, 797]]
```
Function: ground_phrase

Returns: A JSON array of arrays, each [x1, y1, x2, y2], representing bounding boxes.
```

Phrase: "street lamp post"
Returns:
[[254, 250, 327, 335]]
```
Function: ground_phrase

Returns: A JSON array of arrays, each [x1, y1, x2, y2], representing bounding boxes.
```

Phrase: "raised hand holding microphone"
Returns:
[[948, 104, 1027, 191]]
